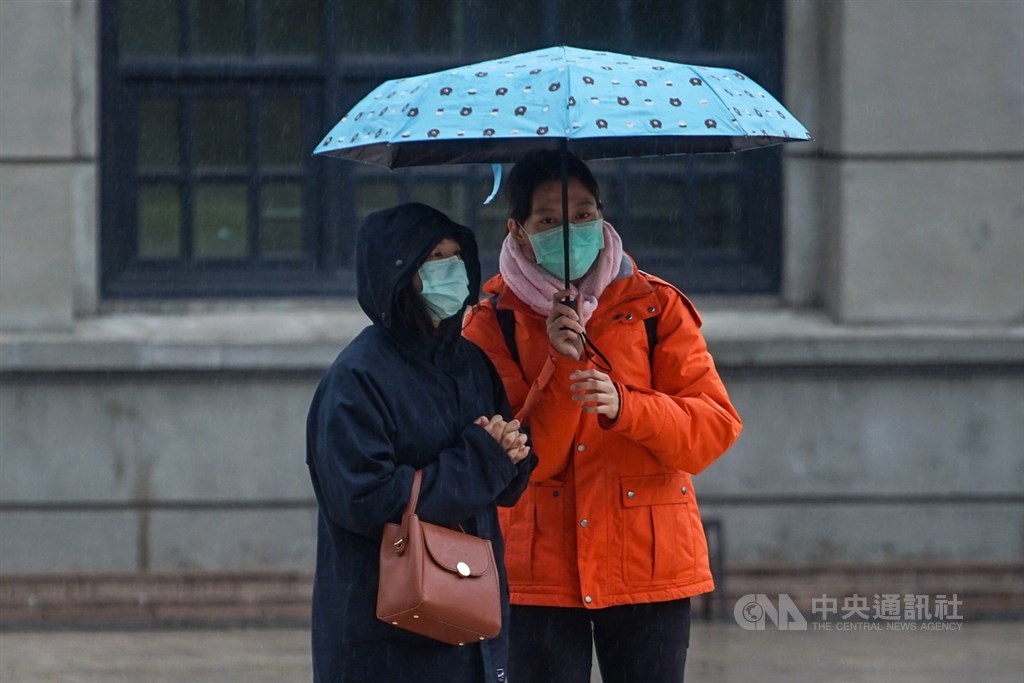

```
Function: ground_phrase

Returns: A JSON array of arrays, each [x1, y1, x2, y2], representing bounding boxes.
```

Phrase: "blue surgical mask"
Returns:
[[417, 255, 470, 321], [527, 218, 605, 281]]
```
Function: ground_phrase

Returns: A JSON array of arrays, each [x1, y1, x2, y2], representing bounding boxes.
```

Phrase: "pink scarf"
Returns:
[[498, 221, 625, 326]]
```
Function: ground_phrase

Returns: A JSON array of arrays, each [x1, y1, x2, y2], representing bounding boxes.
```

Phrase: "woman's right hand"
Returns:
[[475, 415, 530, 464], [547, 289, 584, 360]]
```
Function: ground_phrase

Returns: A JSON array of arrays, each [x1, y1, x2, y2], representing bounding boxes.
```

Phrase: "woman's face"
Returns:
[[412, 237, 461, 292], [507, 178, 602, 261]]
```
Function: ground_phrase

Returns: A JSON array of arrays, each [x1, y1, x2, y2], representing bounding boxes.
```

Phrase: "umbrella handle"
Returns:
[[558, 295, 613, 373]]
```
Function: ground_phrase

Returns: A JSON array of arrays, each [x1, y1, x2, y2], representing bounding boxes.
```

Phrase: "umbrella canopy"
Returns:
[[314, 45, 809, 167]]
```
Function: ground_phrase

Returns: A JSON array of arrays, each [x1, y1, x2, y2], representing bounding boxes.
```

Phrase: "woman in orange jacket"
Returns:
[[462, 149, 742, 683]]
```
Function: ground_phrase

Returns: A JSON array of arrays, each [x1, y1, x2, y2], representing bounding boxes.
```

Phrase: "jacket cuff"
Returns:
[[536, 351, 591, 397], [598, 380, 628, 431], [548, 350, 589, 376]]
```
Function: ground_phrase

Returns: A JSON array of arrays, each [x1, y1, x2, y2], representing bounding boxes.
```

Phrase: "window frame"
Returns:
[[100, 0, 784, 299]]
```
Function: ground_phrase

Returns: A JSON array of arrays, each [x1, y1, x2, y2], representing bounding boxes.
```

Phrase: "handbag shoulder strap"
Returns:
[[404, 470, 423, 517]]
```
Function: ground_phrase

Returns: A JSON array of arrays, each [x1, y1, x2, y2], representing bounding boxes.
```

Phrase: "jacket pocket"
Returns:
[[620, 473, 696, 586], [530, 482, 566, 585], [504, 482, 566, 586]]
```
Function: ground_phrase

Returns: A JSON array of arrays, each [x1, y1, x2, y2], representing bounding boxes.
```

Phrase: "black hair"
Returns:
[[393, 284, 435, 339], [505, 149, 602, 224]]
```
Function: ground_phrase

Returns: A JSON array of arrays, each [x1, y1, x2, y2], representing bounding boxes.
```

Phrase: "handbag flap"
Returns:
[[420, 521, 493, 577]]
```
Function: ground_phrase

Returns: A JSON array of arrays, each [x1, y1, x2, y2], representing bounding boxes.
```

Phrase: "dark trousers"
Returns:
[[329, 637, 486, 683], [508, 598, 691, 683]]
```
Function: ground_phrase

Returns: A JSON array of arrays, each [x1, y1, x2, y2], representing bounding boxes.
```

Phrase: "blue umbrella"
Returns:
[[315, 45, 810, 288]]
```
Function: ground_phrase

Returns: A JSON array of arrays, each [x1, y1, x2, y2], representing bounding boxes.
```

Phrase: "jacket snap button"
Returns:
[[681, 486, 687, 494], [552, 490, 559, 497], [457, 561, 471, 577], [625, 314, 633, 320], [577, 444, 586, 452], [584, 596, 593, 604], [395, 259, 404, 267], [648, 306, 656, 313], [627, 490, 635, 498], [580, 519, 589, 528]]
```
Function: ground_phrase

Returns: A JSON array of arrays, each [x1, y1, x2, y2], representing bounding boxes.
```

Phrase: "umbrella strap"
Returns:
[[580, 331, 613, 373], [483, 164, 502, 205]]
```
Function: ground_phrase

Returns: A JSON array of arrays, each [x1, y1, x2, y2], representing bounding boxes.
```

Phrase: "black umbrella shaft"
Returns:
[[560, 139, 570, 292]]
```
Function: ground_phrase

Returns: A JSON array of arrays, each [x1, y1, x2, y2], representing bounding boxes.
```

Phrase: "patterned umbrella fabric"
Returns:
[[314, 45, 810, 167]]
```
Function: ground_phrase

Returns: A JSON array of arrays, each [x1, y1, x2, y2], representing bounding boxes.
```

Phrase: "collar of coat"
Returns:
[[482, 253, 666, 324]]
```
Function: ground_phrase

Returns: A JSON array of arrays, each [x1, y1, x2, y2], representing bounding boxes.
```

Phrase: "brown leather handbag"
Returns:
[[376, 470, 502, 646]]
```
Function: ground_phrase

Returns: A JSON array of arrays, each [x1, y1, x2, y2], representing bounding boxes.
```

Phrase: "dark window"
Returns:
[[101, 0, 783, 298]]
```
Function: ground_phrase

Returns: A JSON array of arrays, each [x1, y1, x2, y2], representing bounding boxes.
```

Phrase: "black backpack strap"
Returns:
[[644, 315, 658, 363], [487, 292, 519, 364], [490, 291, 655, 368]]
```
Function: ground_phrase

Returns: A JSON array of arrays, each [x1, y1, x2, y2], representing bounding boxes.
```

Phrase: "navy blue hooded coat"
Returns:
[[306, 203, 533, 683]]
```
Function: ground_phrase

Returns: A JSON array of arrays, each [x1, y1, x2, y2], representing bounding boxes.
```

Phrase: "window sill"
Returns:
[[1, 301, 1022, 373]]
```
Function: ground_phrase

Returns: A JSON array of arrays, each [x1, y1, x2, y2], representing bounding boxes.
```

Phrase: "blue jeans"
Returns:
[[508, 598, 691, 683]]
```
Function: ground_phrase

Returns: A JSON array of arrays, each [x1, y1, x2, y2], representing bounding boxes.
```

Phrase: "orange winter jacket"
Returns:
[[462, 262, 742, 609]]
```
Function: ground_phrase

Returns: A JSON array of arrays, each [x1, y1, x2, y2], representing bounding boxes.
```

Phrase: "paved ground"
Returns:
[[1, 620, 1022, 682]]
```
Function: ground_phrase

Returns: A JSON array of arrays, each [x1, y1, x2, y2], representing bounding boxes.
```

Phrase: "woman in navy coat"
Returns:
[[306, 202, 534, 683]]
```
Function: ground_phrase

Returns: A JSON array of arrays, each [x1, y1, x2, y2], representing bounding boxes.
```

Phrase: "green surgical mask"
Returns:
[[527, 218, 605, 281], [417, 255, 470, 321]]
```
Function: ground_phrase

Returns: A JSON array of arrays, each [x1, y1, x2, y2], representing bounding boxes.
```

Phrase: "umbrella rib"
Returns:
[[691, 65, 765, 145]]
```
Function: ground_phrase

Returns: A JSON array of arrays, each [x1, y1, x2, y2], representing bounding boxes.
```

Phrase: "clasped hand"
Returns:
[[474, 415, 530, 464]]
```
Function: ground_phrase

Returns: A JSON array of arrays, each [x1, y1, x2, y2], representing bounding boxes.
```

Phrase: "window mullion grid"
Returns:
[[248, 0, 261, 57], [101, 3, 129, 285], [544, 0, 561, 43], [124, 94, 142, 268], [399, 0, 415, 57], [463, 164, 484, 244], [302, 91, 322, 270], [399, 172, 412, 205], [181, 0, 194, 57], [680, 158, 697, 257], [320, 1, 340, 272], [463, 1, 482, 54], [610, 159, 629, 244], [248, 90, 262, 262], [180, 0, 194, 264], [182, 94, 196, 263], [682, 0, 701, 54], [617, 0, 632, 45]]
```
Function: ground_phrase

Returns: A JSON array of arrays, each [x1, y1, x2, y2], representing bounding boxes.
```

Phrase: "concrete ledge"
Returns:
[[2, 303, 1022, 373], [0, 571, 312, 629], [2, 563, 1020, 628]]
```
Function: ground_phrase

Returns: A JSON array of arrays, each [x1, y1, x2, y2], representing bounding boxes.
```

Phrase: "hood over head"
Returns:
[[356, 202, 480, 336]]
